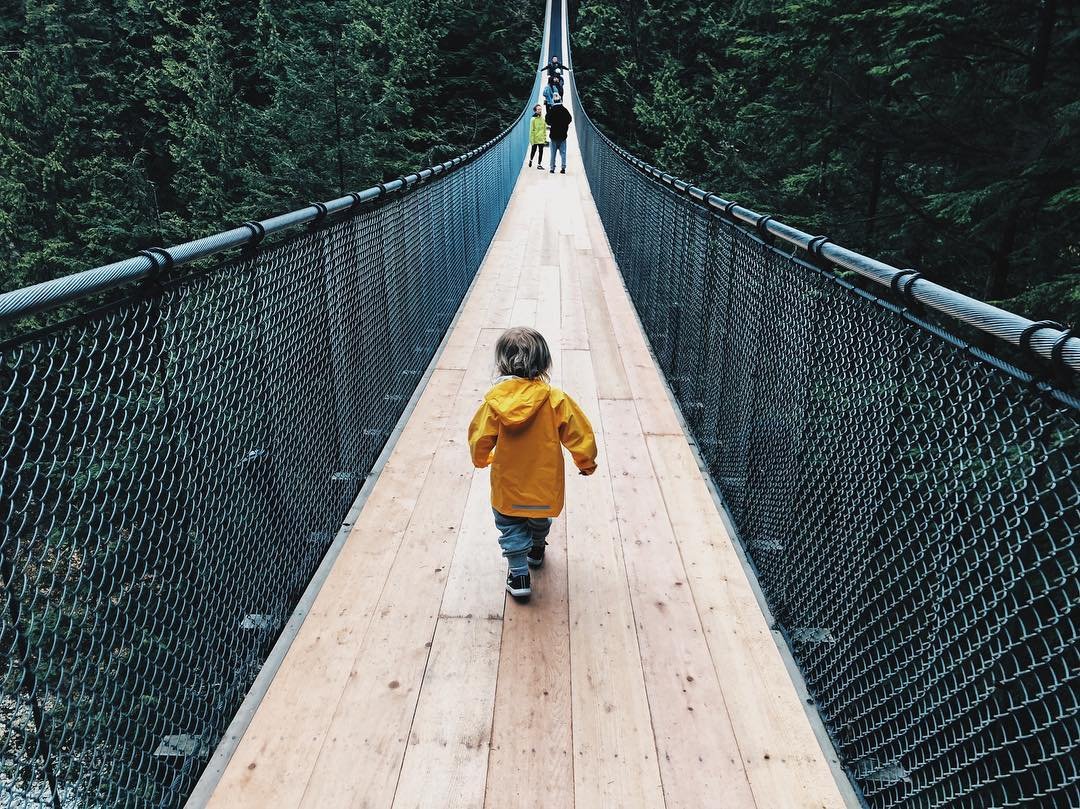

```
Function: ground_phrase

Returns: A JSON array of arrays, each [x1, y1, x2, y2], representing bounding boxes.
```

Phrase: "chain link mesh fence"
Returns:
[[0, 105, 533, 808], [575, 101, 1080, 808]]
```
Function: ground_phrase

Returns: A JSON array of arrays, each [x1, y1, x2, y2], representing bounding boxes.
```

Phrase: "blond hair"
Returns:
[[495, 326, 552, 381]]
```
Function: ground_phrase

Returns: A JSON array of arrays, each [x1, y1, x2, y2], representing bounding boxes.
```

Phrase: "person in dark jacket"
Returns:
[[545, 95, 572, 174], [540, 56, 571, 81]]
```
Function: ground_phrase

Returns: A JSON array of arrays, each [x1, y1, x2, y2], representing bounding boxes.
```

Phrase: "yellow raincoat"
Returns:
[[468, 376, 598, 517], [529, 114, 548, 146]]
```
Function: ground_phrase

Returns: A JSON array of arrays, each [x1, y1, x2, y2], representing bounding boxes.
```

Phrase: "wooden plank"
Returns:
[[516, 213, 544, 302], [553, 189, 578, 240], [571, 218, 592, 254], [600, 399, 756, 808], [574, 180, 611, 257], [206, 368, 465, 809], [484, 517, 573, 809], [560, 350, 600, 435], [510, 296, 538, 328], [485, 239, 527, 329], [559, 235, 589, 351], [592, 255, 683, 435], [585, 216, 612, 258], [561, 351, 665, 809], [534, 263, 561, 349], [391, 617, 502, 809], [298, 438, 474, 809], [577, 255, 632, 400], [438, 324, 482, 371], [564, 173, 592, 252], [646, 435, 846, 808], [447, 328, 501, 427], [437, 240, 505, 370], [539, 202, 559, 265], [440, 469, 504, 621], [493, 197, 534, 243]]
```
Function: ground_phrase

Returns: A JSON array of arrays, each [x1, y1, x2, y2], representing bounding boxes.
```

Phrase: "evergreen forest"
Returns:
[[570, 0, 1080, 326], [0, 0, 540, 294], [2, 1, 1078, 326]]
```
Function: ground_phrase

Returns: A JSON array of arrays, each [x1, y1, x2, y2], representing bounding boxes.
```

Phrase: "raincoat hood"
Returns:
[[485, 376, 550, 426]]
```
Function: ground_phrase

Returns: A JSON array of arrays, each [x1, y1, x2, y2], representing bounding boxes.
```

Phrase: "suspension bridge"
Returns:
[[1, 1, 1077, 808]]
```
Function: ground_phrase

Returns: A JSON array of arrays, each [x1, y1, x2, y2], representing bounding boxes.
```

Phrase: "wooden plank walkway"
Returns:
[[202, 87, 848, 809]]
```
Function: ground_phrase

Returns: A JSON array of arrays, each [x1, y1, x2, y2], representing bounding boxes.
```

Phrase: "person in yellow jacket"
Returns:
[[468, 326, 597, 599], [527, 104, 548, 170]]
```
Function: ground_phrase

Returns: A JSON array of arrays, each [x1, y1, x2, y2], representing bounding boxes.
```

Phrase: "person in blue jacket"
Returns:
[[542, 82, 557, 111]]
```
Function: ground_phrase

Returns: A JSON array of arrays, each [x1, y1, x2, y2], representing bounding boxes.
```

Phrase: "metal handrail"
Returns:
[[564, 53, 1080, 375]]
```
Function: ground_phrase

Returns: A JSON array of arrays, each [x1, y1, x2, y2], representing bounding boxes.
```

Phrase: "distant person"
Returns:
[[548, 69, 565, 95], [468, 327, 598, 599], [542, 82, 557, 112], [545, 94, 572, 174], [528, 104, 548, 169], [541, 56, 571, 81]]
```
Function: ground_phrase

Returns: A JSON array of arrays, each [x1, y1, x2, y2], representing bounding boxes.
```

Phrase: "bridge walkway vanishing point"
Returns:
[[197, 69, 849, 809]]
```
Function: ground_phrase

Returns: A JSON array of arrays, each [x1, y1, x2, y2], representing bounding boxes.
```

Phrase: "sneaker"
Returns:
[[527, 541, 547, 568], [506, 571, 532, 599], [560, 168, 566, 174], [537, 164, 544, 170], [550, 168, 555, 173]]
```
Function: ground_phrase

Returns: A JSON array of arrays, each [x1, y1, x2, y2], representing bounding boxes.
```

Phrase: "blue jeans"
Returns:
[[550, 139, 567, 171], [494, 509, 552, 575]]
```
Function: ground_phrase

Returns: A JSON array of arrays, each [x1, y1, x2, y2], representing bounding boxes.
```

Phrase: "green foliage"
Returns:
[[0, 0, 540, 293], [997, 274, 1080, 329], [570, 0, 1080, 324]]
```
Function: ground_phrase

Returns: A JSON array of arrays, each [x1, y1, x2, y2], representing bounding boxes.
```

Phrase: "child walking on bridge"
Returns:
[[468, 327, 598, 600]]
